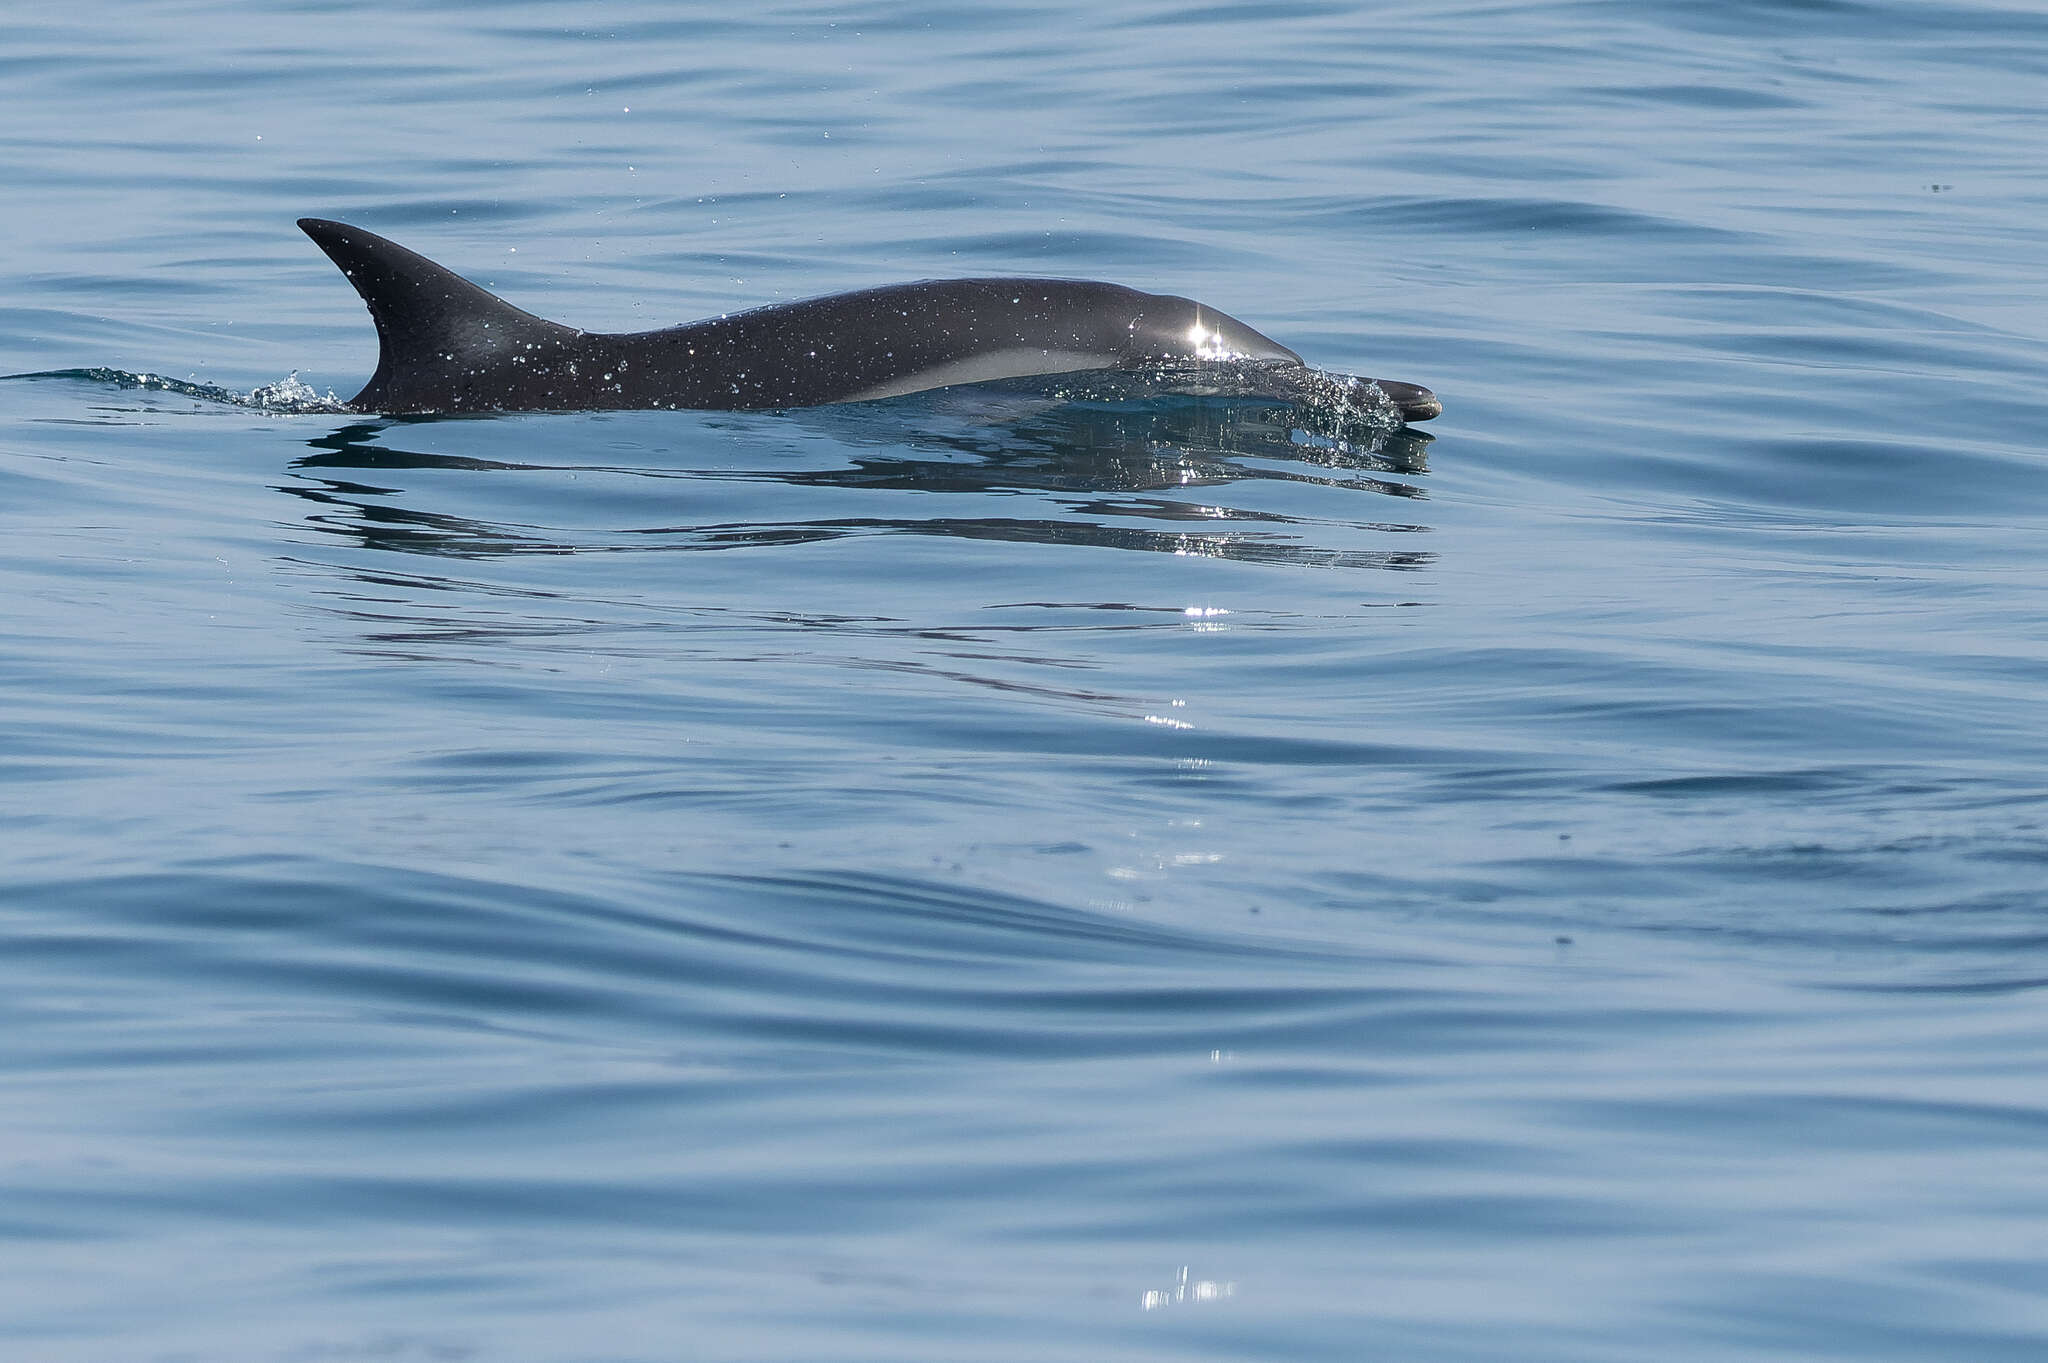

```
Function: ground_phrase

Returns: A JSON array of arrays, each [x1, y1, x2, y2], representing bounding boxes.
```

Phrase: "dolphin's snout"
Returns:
[[1375, 378, 1441, 422]]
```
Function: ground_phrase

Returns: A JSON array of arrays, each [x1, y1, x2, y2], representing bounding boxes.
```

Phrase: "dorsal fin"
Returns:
[[298, 218, 579, 412]]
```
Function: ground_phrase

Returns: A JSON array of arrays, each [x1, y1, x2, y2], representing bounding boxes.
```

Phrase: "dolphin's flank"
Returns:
[[296, 218, 1440, 422]]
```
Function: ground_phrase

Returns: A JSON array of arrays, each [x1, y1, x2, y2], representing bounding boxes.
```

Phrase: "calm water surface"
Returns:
[[5, 2, 2048, 1360]]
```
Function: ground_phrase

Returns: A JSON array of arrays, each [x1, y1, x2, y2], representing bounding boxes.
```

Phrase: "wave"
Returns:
[[3, 366, 353, 414]]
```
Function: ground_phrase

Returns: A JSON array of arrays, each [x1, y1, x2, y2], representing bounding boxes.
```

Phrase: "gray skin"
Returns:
[[298, 218, 1440, 421]]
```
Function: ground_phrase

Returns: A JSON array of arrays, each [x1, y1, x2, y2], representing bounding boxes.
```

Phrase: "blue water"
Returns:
[[7, 2, 2048, 1359]]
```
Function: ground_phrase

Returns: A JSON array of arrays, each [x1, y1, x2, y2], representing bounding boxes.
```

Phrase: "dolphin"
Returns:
[[297, 218, 1440, 422]]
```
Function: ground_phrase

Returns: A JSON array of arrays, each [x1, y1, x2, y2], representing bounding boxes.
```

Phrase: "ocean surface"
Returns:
[[6, 2, 2048, 1359]]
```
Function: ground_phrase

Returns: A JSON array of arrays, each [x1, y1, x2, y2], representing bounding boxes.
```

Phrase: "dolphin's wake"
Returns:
[[6, 367, 351, 414]]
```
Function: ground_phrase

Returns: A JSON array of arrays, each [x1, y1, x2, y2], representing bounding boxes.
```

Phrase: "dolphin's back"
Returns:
[[296, 219, 1416, 418], [596, 278, 1244, 411]]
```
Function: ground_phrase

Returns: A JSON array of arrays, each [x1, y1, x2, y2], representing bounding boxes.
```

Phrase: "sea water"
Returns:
[[5, 2, 2048, 1359]]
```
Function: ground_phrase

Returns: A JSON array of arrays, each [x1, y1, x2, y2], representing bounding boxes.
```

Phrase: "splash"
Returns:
[[6, 367, 352, 414], [1046, 358, 1407, 446], [241, 371, 353, 413]]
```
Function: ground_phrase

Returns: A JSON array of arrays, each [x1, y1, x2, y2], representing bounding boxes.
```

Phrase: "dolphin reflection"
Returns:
[[284, 390, 1436, 572]]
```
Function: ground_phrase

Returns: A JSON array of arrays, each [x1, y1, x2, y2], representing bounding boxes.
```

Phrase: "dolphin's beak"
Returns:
[[1375, 378, 1441, 423]]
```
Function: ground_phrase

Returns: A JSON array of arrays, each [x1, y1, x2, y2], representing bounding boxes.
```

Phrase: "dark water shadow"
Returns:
[[280, 389, 1438, 571]]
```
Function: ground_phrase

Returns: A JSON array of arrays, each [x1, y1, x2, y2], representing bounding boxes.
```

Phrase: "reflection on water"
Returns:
[[283, 391, 1436, 571], [1141, 1265, 1237, 1311]]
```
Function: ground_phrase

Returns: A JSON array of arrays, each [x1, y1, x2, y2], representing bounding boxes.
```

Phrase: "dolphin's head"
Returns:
[[1131, 291, 1439, 422], [1145, 295, 1303, 365]]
